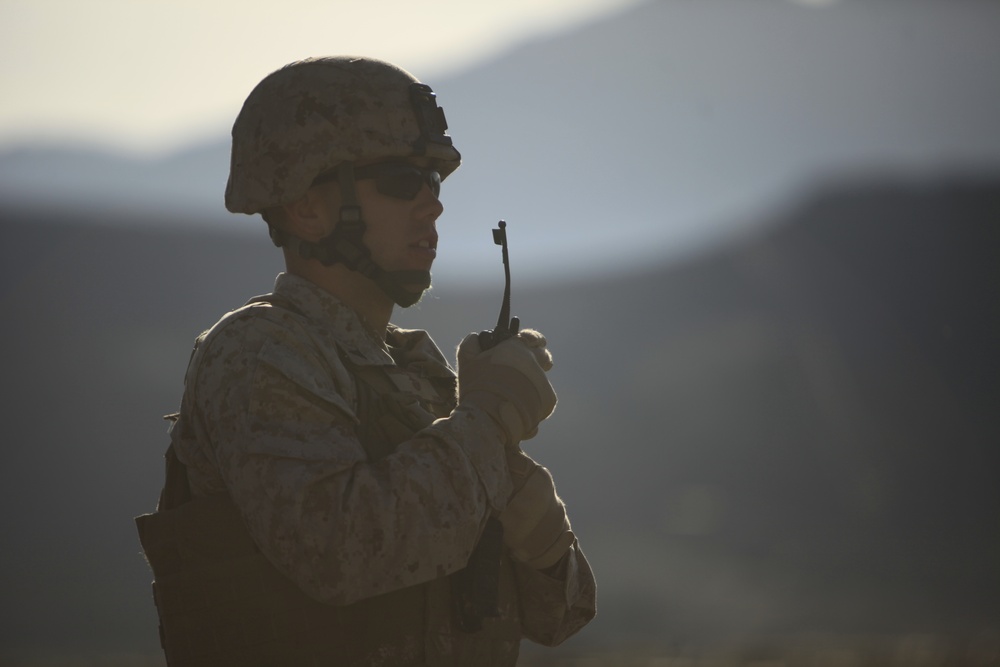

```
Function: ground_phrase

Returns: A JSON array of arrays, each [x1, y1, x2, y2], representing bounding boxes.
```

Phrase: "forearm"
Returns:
[[224, 419, 510, 606]]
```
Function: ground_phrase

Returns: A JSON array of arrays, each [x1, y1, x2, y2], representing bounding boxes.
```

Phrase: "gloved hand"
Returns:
[[499, 449, 574, 570], [456, 329, 557, 446], [513, 328, 554, 372]]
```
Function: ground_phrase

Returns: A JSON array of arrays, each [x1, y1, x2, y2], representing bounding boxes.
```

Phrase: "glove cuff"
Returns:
[[520, 529, 575, 570], [499, 464, 574, 569]]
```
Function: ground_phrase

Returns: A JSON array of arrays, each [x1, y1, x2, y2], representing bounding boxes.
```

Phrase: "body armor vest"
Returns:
[[135, 302, 521, 667]]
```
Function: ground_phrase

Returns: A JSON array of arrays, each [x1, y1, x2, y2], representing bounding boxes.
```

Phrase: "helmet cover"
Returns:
[[225, 56, 461, 214]]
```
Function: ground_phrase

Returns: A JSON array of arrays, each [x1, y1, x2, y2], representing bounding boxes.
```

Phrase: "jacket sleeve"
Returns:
[[174, 308, 512, 606], [512, 538, 597, 646]]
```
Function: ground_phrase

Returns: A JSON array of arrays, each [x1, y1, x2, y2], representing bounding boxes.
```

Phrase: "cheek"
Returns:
[[359, 198, 408, 254]]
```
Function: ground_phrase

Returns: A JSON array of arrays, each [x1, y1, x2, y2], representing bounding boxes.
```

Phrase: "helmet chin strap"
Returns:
[[284, 162, 430, 308]]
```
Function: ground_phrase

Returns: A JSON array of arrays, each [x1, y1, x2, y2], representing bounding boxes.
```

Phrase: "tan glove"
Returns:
[[515, 328, 554, 372], [499, 450, 574, 569], [456, 329, 556, 446]]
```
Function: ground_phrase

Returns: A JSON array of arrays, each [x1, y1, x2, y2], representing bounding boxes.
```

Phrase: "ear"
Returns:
[[282, 189, 334, 242]]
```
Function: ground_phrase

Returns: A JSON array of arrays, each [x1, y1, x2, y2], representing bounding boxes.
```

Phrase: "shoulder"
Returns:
[[185, 298, 360, 419], [196, 299, 306, 358], [185, 298, 331, 389]]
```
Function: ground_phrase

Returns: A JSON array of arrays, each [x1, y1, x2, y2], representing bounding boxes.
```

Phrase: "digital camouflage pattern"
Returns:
[[167, 272, 596, 655], [225, 56, 462, 215]]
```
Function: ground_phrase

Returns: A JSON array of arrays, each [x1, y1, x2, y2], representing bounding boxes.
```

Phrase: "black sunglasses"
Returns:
[[314, 162, 441, 200]]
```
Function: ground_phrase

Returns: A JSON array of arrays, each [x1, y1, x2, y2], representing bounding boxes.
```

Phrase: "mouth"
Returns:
[[412, 235, 438, 255], [406, 235, 438, 268]]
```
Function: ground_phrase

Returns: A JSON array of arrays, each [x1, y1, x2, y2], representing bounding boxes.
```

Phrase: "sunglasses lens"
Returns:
[[378, 171, 422, 199], [315, 162, 443, 199], [363, 164, 441, 200], [426, 170, 441, 198]]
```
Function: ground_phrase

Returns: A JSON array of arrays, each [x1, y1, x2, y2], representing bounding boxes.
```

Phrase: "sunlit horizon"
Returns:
[[0, 0, 643, 155]]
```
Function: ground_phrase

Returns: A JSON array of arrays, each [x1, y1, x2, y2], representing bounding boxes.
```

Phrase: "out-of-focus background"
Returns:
[[2, 0, 999, 665]]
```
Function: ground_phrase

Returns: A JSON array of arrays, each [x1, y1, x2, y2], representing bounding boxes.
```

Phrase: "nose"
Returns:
[[415, 182, 444, 221]]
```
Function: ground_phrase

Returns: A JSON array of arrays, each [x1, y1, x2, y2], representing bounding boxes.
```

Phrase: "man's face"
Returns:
[[353, 158, 443, 278]]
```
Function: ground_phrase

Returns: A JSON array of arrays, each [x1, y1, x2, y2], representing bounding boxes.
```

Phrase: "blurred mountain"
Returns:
[[2, 0, 1000, 283], [1, 172, 998, 663]]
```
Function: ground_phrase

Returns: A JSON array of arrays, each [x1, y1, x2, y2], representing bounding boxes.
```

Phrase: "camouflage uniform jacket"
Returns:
[[162, 272, 596, 663]]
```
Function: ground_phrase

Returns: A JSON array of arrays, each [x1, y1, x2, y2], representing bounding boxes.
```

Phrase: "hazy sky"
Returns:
[[0, 0, 847, 154], [11, 0, 1000, 285], [0, 0, 648, 153]]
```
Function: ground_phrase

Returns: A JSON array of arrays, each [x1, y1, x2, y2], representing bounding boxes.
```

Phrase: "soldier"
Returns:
[[135, 56, 596, 666]]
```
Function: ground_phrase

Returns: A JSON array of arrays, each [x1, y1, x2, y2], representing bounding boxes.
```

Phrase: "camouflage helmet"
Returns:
[[225, 56, 461, 215]]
